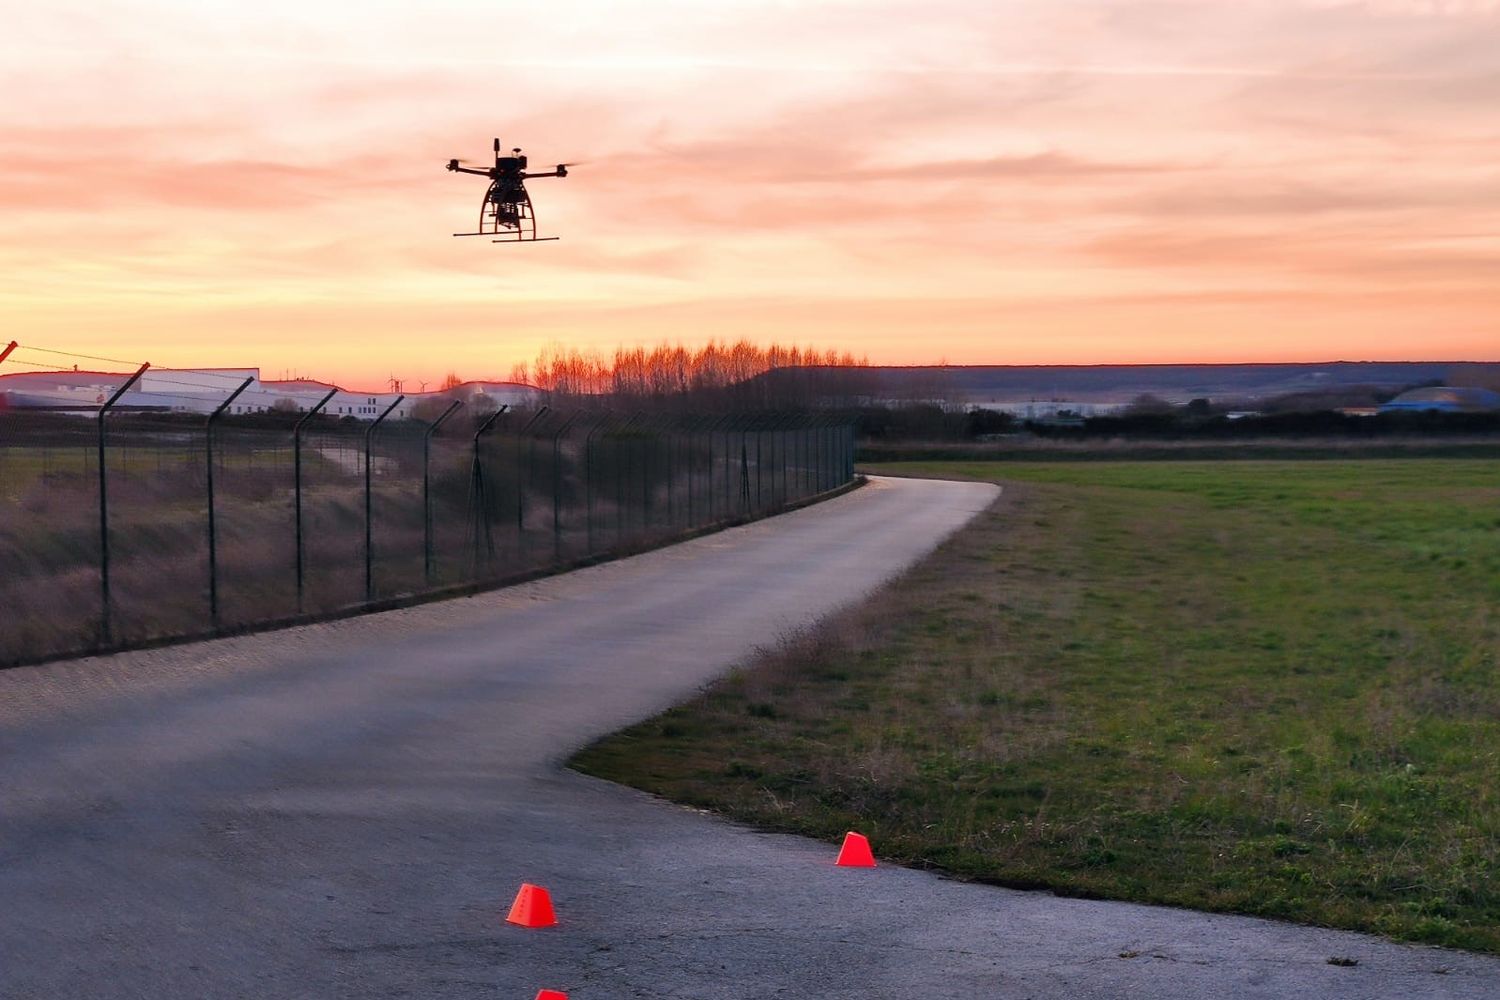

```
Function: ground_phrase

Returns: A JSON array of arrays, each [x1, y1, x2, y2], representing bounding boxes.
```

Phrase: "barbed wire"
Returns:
[[0, 357, 85, 371], [10, 344, 144, 367]]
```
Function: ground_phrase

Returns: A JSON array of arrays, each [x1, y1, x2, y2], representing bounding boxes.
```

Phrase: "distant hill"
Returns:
[[863, 362, 1500, 403]]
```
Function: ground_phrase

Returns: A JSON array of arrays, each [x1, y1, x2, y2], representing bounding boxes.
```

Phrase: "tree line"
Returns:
[[506, 340, 876, 410]]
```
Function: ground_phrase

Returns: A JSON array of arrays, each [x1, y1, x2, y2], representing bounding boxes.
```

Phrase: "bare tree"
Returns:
[[518, 339, 869, 411]]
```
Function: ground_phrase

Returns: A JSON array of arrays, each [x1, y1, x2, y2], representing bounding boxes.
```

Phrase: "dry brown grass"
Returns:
[[0, 427, 838, 665]]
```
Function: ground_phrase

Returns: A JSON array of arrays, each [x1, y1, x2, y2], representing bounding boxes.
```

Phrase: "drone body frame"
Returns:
[[447, 139, 571, 243]]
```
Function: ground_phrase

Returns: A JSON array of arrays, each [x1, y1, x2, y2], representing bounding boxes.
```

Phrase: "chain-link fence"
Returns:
[[0, 406, 855, 666]]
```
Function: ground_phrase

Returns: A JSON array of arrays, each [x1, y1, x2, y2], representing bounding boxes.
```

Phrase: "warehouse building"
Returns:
[[0, 368, 536, 419], [1378, 386, 1500, 414]]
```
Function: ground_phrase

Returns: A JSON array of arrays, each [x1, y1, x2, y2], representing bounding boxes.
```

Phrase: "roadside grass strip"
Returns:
[[573, 460, 1500, 952]]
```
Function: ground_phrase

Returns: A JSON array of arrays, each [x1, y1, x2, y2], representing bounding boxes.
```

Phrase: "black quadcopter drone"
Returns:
[[446, 138, 576, 243]]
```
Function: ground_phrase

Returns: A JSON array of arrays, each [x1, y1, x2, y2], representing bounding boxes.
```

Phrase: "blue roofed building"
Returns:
[[1379, 386, 1500, 414]]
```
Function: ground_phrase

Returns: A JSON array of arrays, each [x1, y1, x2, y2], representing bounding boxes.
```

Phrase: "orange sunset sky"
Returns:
[[3, 1, 1498, 390]]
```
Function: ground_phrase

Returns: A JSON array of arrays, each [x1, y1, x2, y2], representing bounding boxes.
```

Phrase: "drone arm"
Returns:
[[520, 168, 568, 180], [446, 162, 494, 177]]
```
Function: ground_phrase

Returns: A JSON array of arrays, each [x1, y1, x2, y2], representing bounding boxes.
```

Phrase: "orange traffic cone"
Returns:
[[835, 831, 876, 867], [535, 991, 568, 1000], [506, 883, 558, 928]]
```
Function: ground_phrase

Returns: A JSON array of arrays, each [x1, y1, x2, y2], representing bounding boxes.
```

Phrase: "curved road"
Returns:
[[2, 476, 1495, 998]]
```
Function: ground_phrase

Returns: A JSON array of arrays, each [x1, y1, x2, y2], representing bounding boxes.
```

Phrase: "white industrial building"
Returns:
[[0, 368, 538, 419]]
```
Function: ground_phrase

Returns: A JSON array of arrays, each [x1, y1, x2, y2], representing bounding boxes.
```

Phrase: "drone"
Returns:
[[446, 139, 575, 243]]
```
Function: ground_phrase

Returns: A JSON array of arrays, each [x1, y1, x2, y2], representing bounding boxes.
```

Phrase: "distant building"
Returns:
[[0, 368, 539, 420], [1378, 386, 1500, 414], [970, 399, 1129, 420], [441, 380, 540, 414]]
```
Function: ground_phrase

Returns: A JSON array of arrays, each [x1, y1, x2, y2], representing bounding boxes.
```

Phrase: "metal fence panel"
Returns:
[[0, 407, 855, 666]]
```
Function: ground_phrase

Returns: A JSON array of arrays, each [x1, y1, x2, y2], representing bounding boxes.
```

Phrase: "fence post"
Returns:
[[839, 419, 849, 485], [704, 417, 715, 523], [206, 376, 254, 630], [800, 414, 811, 499], [787, 414, 802, 503], [844, 421, 852, 482], [810, 416, 821, 492], [777, 412, 797, 505], [616, 412, 644, 544], [798, 415, 811, 497], [707, 414, 731, 522], [816, 416, 830, 492], [0, 341, 16, 366], [584, 414, 613, 554], [848, 421, 856, 481], [516, 405, 551, 537], [828, 416, 840, 491], [829, 419, 839, 488], [809, 415, 818, 496], [832, 419, 841, 488], [836, 419, 846, 487], [685, 415, 706, 527], [422, 399, 464, 587], [767, 413, 784, 507], [640, 416, 655, 533], [815, 417, 824, 493], [722, 418, 733, 515], [96, 363, 149, 645], [703, 414, 720, 523], [786, 413, 797, 501], [550, 411, 580, 562], [469, 405, 508, 576], [615, 418, 627, 543], [807, 415, 819, 496], [811, 416, 819, 495], [664, 415, 677, 528], [754, 415, 764, 512], [739, 421, 751, 513], [293, 388, 336, 613], [841, 422, 848, 482], [363, 395, 405, 603]]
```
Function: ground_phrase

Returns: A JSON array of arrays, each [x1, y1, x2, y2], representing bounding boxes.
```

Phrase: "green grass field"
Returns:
[[573, 460, 1500, 951]]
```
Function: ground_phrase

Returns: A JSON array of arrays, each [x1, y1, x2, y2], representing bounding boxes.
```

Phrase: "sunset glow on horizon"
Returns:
[[4, 1, 1498, 390]]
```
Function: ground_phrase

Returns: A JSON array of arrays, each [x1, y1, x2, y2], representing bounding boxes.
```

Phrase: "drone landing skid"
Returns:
[[452, 232, 560, 242]]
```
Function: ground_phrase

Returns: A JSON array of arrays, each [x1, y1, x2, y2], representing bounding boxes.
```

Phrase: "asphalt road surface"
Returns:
[[2, 476, 1496, 999]]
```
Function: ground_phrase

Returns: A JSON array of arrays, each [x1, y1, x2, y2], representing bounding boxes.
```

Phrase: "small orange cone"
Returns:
[[506, 883, 558, 928], [534, 991, 568, 1000], [835, 831, 876, 867]]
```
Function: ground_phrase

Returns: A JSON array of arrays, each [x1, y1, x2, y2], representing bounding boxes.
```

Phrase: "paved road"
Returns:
[[2, 476, 1495, 999]]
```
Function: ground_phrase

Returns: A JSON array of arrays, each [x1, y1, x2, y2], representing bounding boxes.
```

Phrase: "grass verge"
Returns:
[[572, 459, 1500, 952]]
